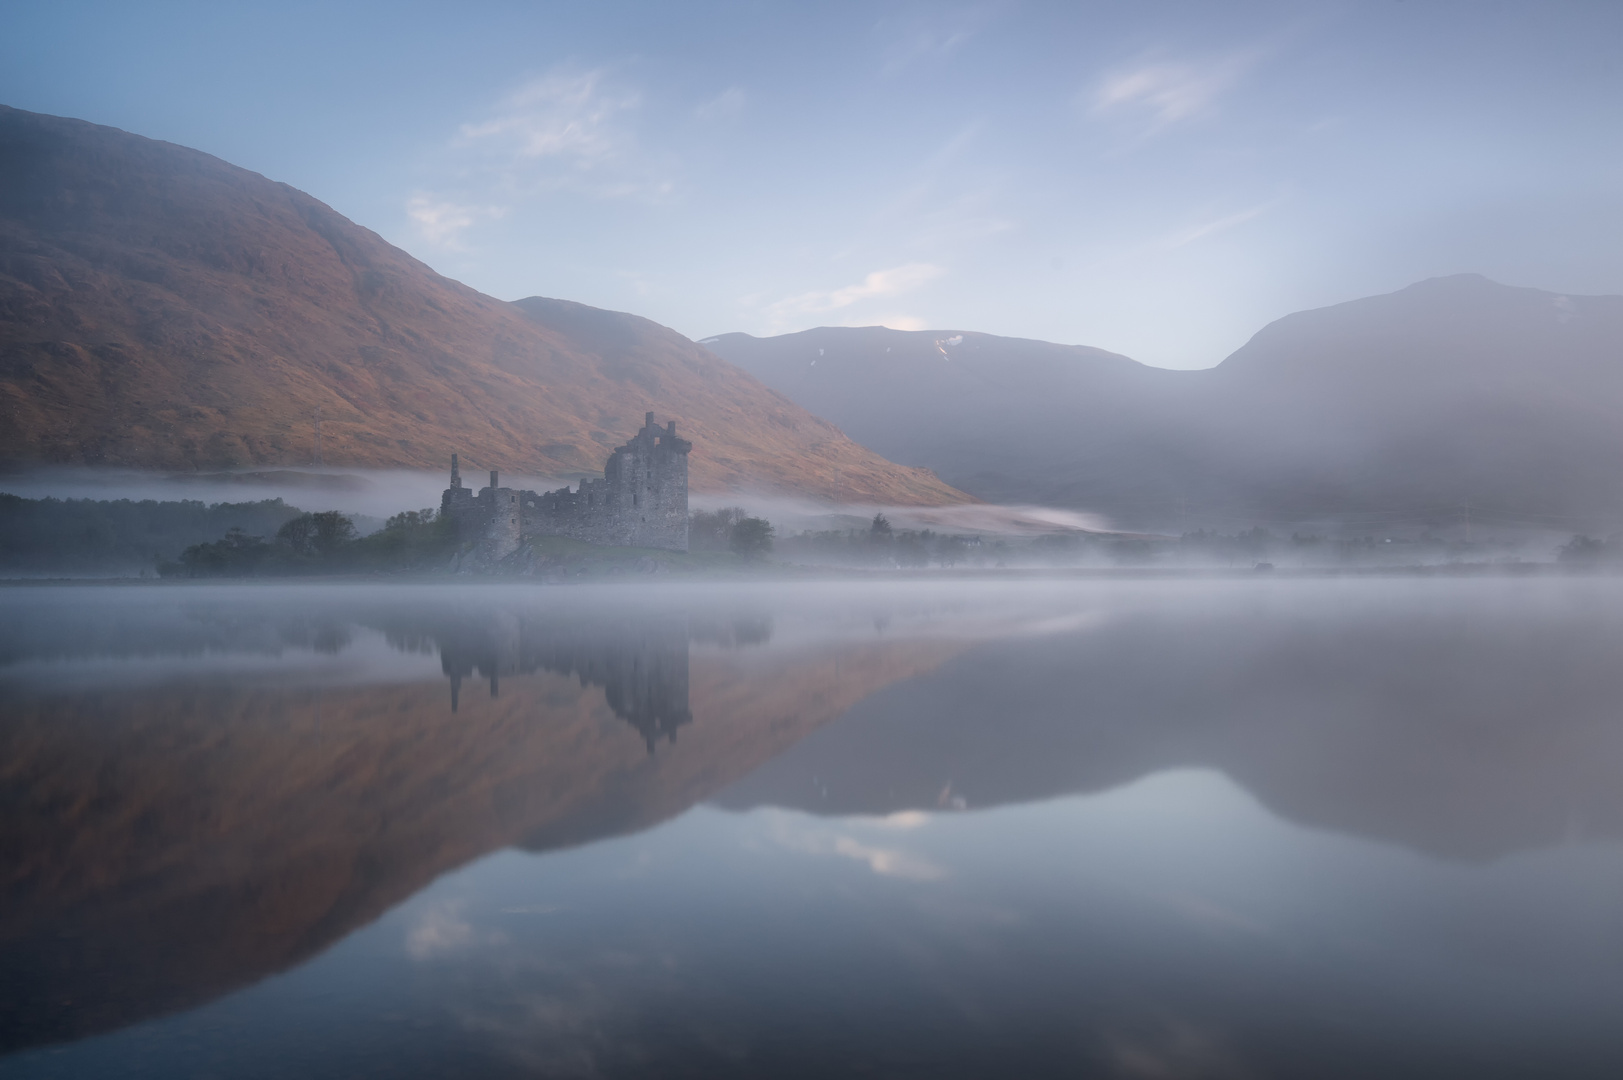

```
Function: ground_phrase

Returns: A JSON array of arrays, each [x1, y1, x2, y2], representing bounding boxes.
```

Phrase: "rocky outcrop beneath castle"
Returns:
[[442, 412, 691, 558]]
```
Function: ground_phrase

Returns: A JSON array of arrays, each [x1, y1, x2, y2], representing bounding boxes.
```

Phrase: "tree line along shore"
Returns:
[[2, 493, 1618, 578]]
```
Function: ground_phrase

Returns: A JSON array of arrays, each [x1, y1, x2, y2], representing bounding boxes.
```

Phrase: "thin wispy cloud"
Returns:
[[766, 262, 946, 327], [459, 68, 639, 168], [695, 86, 745, 121], [910, 191, 1017, 248], [616, 268, 655, 297], [408, 66, 673, 247], [406, 194, 504, 248], [870, 314, 929, 331], [880, 123, 989, 217], [860, 123, 1017, 281], [1160, 201, 1273, 250], [877, 5, 997, 76], [1090, 50, 1259, 136]]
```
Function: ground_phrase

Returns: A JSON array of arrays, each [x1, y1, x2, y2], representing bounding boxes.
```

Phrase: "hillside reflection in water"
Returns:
[[4, 579, 1623, 1078]]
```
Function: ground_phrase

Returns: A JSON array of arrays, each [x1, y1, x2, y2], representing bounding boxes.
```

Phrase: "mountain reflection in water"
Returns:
[[0, 585, 964, 1056], [3, 579, 1623, 1077]]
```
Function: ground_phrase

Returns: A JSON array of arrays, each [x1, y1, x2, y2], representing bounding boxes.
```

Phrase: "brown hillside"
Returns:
[[0, 106, 968, 505]]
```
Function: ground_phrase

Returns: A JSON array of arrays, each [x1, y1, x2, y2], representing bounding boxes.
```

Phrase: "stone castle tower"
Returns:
[[443, 412, 692, 559]]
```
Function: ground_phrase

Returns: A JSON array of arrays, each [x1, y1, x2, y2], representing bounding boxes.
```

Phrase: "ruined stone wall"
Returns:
[[603, 414, 690, 550], [443, 412, 692, 556], [485, 487, 522, 561], [440, 479, 483, 543]]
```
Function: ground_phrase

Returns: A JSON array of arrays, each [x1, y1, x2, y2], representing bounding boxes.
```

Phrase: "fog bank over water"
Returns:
[[0, 469, 1118, 539], [0, 467, 475, 521], [690, 492, 1114, 538], [0, 464, 1590, 576]]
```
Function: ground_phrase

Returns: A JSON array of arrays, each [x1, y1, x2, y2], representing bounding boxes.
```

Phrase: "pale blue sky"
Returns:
[[5, 0, 1622, 368]]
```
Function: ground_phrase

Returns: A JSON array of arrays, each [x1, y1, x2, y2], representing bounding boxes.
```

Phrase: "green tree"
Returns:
[[935, 535, 970, 567], [689, 507, 748, 551], [730, 516, 775, 559], [346, 508, 456, 569], [0, 494, 301, 575], [174, 527, 271, 576], [276, 511, 356, 556], [894, 530, 928, 567], [1560, 535, 1611, 563]]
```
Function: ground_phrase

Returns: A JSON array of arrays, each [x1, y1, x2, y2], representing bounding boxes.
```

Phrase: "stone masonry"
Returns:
[[442, 412, 692, 559]]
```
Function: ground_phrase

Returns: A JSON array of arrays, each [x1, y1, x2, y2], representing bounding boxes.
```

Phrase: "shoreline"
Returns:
[[0, 560, 1602, 587]]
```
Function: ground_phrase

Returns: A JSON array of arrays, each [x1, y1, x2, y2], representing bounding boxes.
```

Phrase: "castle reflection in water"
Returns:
[[423, 612, 694, 752]]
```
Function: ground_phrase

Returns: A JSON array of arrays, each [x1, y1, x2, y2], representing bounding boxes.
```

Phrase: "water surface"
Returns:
[[4, 578, 1623, 1077]]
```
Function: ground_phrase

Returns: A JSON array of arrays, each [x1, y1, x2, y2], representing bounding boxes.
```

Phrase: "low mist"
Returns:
[[0, 466, 1607, 579]]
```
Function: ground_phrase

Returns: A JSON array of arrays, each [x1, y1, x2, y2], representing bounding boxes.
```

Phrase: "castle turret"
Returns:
[[480, 471, 520, 562], [441, 453, 476, 518], [594, 411, 691, 550]]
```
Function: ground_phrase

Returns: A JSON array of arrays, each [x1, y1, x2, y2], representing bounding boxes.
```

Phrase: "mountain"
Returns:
[[0, 105, 966, 505], [706, 275, 1623, 531], [702, 326, 1188, 521]]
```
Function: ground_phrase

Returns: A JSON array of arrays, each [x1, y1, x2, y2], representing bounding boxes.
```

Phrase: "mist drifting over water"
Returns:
[[0, 465, 1589, 576]]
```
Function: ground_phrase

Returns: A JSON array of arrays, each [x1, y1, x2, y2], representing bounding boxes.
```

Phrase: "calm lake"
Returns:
[[4, 577, 1623, 1078]]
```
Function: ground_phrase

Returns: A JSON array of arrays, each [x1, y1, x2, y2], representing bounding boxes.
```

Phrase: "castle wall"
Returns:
[[445, 412, 692, 558], [440, 480, 483, 539], [485, 487, 522, 561]]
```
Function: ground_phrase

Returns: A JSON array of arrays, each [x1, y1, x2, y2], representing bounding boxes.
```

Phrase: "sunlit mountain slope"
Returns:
[[0, 106, 967, 505]]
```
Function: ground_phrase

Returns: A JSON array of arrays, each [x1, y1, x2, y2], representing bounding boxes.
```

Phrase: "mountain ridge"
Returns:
[[707, 274, 1623, 530], [0, 105, 969, 505]]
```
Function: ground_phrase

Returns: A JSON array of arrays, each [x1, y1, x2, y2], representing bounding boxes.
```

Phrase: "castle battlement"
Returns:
[[443, 412, 692, 559]]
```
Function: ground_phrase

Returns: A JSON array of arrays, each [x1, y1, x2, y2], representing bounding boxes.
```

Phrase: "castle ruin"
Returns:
[[442, 412, 692, 559]]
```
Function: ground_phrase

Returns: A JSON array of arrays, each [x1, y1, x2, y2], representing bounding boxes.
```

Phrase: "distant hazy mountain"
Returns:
[[707, 276, 1623, 531], [0, 106, 965, 505]]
